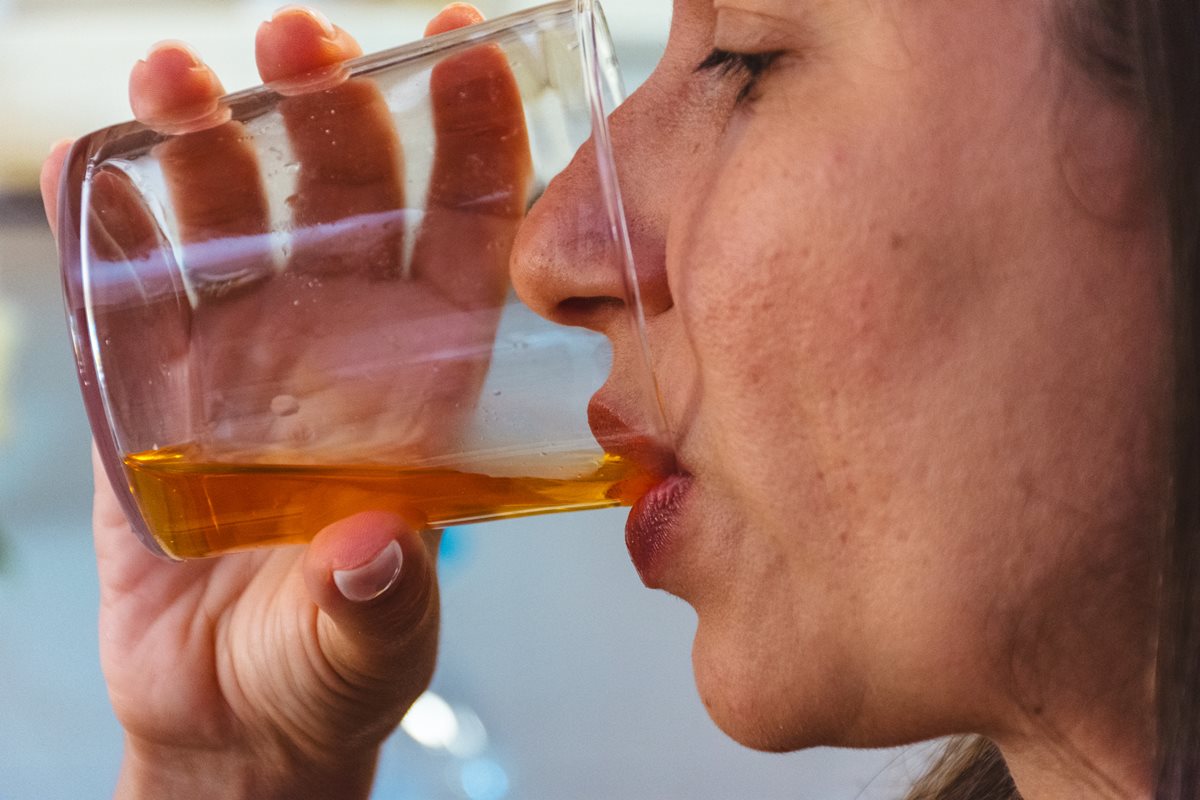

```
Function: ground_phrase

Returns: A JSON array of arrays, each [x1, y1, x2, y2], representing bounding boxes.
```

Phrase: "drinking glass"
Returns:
[[56, 0, 667, 559]]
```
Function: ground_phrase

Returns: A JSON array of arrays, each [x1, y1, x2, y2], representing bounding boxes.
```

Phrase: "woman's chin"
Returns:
[[692, 665, 803, 752], [691, 625, 958, 755], [689, 627, 826, 754]]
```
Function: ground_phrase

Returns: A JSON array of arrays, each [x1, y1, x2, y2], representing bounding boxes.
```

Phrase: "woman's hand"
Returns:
[[40, 5, 527, 798]]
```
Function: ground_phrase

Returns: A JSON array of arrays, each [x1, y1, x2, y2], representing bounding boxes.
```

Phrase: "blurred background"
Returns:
[[0, 0, 934, 797]]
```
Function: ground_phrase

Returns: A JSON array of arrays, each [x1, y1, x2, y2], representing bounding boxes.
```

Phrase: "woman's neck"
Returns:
[[997, 689, 1153, 800]]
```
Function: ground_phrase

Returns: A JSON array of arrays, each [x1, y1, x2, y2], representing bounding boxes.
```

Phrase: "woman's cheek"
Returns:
[[668, 140, 847, 372]]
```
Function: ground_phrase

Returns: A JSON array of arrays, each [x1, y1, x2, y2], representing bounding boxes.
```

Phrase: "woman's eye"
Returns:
[[696, 48, 784, 104]]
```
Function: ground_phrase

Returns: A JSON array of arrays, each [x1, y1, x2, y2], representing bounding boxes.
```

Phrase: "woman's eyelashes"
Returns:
[[696, 48, 784, 104]]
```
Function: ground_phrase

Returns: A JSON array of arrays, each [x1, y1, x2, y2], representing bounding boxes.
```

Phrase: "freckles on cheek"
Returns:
[[670, 179, 821, 387], [673, 237, 792, 368], [817, 275, 894, 380], [810, 210, 980, 392], [670, 119, 963, 406]]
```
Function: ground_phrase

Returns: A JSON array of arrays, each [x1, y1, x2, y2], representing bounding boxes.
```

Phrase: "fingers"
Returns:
[[86, 168, 162, 263], [277, 80, 406, 278], [303, 513, 441, 690], [425, 2, 488, 36], [40, 139, 72, 236], [255, 6, 363, 84], [129, 42, 228, 133], [122, 4, 520, 294], [90, 448, 174, 597], [133, 8, 369, 287], [156, 127, 271, 275], [411, 5, 533, 307], [127, 42, 273, 296], [263, 8, 403, 278]]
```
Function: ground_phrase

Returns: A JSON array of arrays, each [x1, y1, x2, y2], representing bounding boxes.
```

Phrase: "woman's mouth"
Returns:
[[624, 471, 694, 587], [587, 396, 692, 587]]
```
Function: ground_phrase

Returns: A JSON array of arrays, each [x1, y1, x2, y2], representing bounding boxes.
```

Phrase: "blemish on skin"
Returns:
[[889, 232, 908, 251]]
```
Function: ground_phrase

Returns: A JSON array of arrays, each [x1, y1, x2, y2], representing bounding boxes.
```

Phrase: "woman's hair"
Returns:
[[907, 0, 1200, 798], [906, 738, 1021, 800]]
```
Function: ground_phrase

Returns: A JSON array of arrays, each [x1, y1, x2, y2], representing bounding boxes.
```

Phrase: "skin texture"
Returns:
[[515, 0, 1166, 797], [43, 1, 1167, 799]]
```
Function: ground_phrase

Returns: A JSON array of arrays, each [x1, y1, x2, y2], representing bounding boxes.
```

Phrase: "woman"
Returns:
[[38, 1, 1199, 797]]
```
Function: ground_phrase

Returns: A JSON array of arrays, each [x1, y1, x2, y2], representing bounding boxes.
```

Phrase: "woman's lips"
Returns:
[[587, 399, 676, 477], [586, 395, 691, 586], [625, 472, 694, 587]]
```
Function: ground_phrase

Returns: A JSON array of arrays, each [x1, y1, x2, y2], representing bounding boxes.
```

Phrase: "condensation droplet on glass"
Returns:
[[284, 162, 300, 174], [492, 390, 502, 397], [270, 394, 301, 417], [292, 299, 300, 306]]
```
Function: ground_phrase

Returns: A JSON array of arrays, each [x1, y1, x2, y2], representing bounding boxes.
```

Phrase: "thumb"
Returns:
[[41, 138, 73, 237], [303, 512, 440, 691]]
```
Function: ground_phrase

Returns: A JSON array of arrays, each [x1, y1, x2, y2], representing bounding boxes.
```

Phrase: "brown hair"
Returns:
[[907, 738, 1021, 800], [907, 0, 1200, 797]]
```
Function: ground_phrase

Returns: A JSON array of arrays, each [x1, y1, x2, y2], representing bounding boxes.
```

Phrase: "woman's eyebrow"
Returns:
[[713, 0, 809, 19], [712, 2, 821, 52], [712, 0, 831, 42]]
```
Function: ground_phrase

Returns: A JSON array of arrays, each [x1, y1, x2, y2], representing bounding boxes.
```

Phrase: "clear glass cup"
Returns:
[[56, 0, 667, 560]]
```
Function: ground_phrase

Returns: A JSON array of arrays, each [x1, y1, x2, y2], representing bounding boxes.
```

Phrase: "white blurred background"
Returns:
[[0, 1, 933, 797]]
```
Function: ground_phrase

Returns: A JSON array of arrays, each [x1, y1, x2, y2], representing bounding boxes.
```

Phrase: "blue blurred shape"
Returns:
[[438, 526, 472, 572], [459, 758, 510, 800]]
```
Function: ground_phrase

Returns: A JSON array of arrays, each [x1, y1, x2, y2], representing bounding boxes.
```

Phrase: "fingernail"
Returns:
[[146, 40, 201, 67], [271, 5, 337, 39], [333, 540, 403, 602]]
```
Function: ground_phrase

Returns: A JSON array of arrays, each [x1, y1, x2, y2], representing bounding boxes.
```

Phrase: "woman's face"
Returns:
[[513, 0, 1167, 754]]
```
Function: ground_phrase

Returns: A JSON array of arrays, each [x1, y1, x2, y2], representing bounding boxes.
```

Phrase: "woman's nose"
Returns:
[[510, 108, 672, 335]]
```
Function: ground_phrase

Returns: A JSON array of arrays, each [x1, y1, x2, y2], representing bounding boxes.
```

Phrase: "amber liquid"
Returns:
[[124, 445, 655, 559]]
